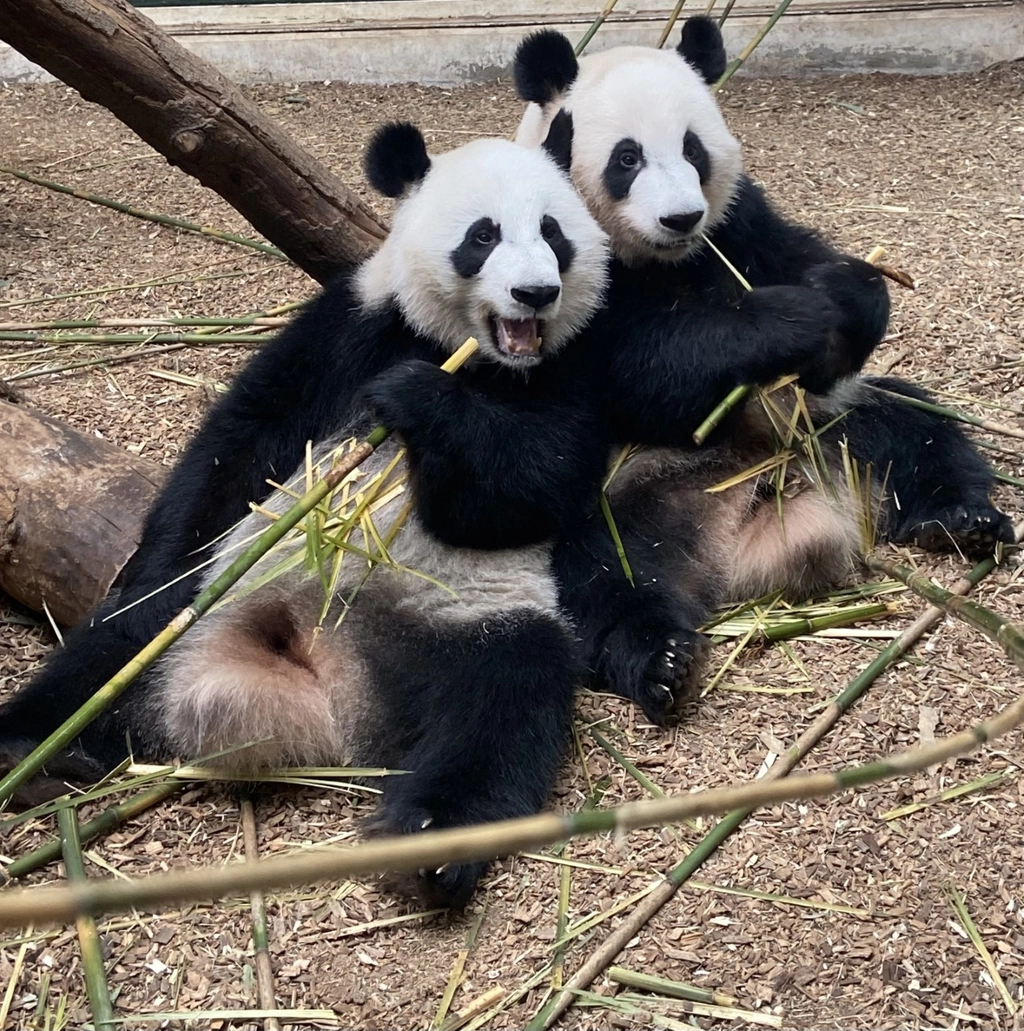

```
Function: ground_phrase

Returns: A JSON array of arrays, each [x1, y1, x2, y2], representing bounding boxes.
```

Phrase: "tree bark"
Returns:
[[0, 400, 163, 627], [0, 0, 389, 284]]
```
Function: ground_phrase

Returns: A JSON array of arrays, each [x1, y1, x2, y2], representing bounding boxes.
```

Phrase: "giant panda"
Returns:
[[0, 123, 611, 905], [510, 18, 1014, 722]]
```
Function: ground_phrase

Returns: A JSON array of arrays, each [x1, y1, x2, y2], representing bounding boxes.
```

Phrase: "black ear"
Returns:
[[513, 30, 579, 104], [677, 16, 727, 85], [541, 109, 574, 174], [364, 122, 431, 198]]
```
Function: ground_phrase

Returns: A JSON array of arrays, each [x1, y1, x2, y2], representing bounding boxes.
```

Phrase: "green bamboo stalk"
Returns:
[[599, 491, 634, 585], [0, 267, 249, 311], [7, 341, 246, 382], [0, 316, 289, 332], [240, 796, 280, 1031], [656, 0, 687, 48], [588, 728, 665, 797], [716, 0, 739, 27], [433, 908, 487, 1028], [871, 387, 1024, 441], [0, 331, 268, 346], [994, 470, 1024, 490], [692, 383, 750, 445], [5, 651, 1024, 931], [713, 0, 794, 92], [58, 807, 115, 1031], [533, 527, 1021, 1028], [0, 166, 287, 260], [866, 554, 1024, 663], [607, 967, 736, 1007], [575, 0, 620, 56], [0, 338, 479, 809], [4, 780, 183, 880]]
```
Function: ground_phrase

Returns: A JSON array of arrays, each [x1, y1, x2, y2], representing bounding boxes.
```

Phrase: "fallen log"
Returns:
[[0, 399, 162, 626], [0, 0, 389, 283]]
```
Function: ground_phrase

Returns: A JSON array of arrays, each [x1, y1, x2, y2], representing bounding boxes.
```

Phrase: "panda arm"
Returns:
[[714, 176, 891, 366], [364, 357, 609, 549], [597, 291, 842, 444]]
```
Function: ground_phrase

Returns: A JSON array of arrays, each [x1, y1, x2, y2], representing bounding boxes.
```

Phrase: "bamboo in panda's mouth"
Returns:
[[494, 316, 542, 357]]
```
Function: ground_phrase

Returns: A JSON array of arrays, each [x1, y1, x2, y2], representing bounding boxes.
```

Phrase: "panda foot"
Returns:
[[902, 504, 1015, 558], [368, 804, 487, 910], [599, 626, 705, 725]]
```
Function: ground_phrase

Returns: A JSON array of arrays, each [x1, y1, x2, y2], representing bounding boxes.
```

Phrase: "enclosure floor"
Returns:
[[2, 62, 1023, 1031]]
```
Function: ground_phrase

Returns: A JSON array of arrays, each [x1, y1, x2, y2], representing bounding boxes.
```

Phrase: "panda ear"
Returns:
[[541, 109, 574, 174], [364, 122, 431, 198], [676, 15, 727, 86], [513, 30, 579, 104]]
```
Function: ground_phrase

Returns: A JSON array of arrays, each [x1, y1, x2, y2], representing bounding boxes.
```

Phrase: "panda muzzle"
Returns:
[[496, 317, 542, 357]]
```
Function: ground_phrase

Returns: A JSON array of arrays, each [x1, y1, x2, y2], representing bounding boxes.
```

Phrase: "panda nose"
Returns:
[[660, 211, 703, 234], [511, 285, 560, 310]]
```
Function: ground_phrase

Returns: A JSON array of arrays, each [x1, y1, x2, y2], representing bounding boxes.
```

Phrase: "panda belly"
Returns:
[[608, 394, 865, 609], [150, 431, 563, 773]]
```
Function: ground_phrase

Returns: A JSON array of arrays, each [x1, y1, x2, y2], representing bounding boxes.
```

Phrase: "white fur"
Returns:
[[515, 46, 743, 266], [357, 138, 608, 367]]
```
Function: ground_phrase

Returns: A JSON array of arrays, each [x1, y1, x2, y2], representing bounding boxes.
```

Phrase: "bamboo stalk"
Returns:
[[0, 316, 289, 333], [607, 967, 737, 1007], [0, 330, 269, 346], [866, 554, 1024, 662], [871, 387, 1024, 440], [716, 0, 739, 27], [575, 0, 620, 56], [532, 523, 1023, 1028], [6, 340, 253, 382], [0, 166, 287, 260], [433, 909, 487, 1029], [4, 651, 1024, 930], [713, 0, 794, 91], [240, 796, 280, 1031], [656, 0, 687, 48], [58, 807, 115, 1031], [4, 780, 183, 881], [0, 337, 479, 809]]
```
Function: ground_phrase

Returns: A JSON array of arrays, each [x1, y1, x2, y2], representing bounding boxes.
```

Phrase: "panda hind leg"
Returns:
[[843, 377, 1015, 558], [367, 609, 578, 909]]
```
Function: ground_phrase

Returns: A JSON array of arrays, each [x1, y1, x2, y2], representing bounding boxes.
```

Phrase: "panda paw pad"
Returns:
[[910, 505, 1016, 557], [636, 631, 704, 725]]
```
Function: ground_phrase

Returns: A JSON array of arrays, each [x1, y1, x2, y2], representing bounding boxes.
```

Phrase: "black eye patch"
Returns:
[[603, 138, 644, 201], [450, 218, 501, 278], [683, 130, 710, 184], [541, 215, 576, 274]]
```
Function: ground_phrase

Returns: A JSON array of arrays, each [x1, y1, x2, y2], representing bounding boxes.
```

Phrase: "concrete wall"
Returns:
[[2, 0, 1023, 85]]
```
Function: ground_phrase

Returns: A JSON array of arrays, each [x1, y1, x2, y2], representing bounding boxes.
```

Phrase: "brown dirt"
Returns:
[[2, 60, 1024, 1031]]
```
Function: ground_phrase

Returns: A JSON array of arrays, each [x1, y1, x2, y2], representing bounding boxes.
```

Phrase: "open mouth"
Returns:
[[490, 316, 544, 359]]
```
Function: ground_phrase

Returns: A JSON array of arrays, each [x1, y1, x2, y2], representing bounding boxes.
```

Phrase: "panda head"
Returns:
[[513, 17, 743, 266], [357, 122, 608, 370]]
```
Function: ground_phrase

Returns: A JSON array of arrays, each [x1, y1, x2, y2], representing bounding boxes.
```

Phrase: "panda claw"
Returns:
[[668, 638, 678, 648], [421, 816, 433, 830], [435, 864, 449, 876]]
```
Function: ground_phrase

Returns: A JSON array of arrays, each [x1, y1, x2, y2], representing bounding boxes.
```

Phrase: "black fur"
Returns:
[[513, 29, 579, 104], [450, 217, 501, 278], [603, 139, 644, 201], [541, 108, 574, 174], [677, 15, 727, 85], [683, 130, 710, 183], [541, 214, 576, 273], [365, 121, 431, 197]]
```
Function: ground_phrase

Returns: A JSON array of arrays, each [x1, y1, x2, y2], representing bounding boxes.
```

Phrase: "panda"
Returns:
[[0, 123, 611, 905], [511, 17, 1014, 722]]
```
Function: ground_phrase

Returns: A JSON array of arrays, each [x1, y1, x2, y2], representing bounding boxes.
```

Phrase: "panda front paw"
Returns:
[[802, 259, 889, 370], [597, 622, 705, 725], [896, 504, 1016, 558], [363, 360, 460, 437], [739, 286, 844, 394]]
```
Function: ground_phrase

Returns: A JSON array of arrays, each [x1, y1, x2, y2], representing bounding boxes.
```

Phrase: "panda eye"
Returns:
[[474, 227, 495, 246], [619, 149, 640, 170], [541, 216, 562, 242]]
